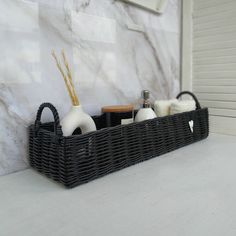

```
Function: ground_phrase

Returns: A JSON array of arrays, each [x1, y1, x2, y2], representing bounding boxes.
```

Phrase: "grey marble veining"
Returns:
[[0, 0, 180, 175]]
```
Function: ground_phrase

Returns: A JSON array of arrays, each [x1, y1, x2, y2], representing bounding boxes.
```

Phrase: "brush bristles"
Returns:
[[52, 50, 80, 106]]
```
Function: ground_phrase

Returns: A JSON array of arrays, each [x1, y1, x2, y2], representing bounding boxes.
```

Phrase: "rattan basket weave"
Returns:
[[29, 91, 209, 188]]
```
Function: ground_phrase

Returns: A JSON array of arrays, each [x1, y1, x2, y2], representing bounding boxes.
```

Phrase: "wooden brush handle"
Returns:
[[102, 104, 134, 113]]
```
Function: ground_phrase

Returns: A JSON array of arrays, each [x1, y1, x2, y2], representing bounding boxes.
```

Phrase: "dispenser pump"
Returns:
[[142, 90, 151, 108], [135, 90, 157, 122]]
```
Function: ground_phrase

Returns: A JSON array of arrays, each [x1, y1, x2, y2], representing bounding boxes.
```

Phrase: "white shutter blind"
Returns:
[[192, 0, 236, 135]]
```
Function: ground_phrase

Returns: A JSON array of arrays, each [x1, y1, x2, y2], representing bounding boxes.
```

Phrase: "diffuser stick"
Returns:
[[51, 50, 76, 105], [61, 50, 79, 105]]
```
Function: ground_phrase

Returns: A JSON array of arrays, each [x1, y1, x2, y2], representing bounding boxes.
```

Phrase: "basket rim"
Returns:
[[29, 107, 208, 140]]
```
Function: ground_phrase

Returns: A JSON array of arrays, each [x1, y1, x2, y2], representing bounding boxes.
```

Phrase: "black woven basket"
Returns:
[[29, 91, 209, 188]]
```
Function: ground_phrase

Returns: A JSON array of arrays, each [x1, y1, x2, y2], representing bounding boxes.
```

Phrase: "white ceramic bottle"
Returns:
[[61, 105, 96, 136], [135, 90, 157, 122]]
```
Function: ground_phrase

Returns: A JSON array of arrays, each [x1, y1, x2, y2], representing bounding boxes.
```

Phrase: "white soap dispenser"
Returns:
[[135, 90, 157, 122]]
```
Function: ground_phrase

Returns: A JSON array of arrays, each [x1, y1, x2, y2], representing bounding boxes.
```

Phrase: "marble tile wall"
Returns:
[[0, 0, 180, 175]]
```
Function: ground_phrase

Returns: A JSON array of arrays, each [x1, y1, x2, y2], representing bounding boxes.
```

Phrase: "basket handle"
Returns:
[[176, 91, 201, 110], [34, 103, 63, 137]]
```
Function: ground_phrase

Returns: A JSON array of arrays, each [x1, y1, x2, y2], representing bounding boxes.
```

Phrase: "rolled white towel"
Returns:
[[170, 100, 196, 115], [154, 99, 178, 117]]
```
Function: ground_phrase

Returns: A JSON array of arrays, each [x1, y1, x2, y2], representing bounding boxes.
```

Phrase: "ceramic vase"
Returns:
[[61, 105, 96, 136]]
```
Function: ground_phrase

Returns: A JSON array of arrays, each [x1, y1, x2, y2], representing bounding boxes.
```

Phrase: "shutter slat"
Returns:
[[194, 6, 235, 22], [194, 26, 236, 38], [195, 93, 236, 102], [209, 108, 236, 118], [194, 32, 236, 45], [194, 80, 236, 86], [194, 71, 236, 79], [194, 86, 236, 93], [194, 40, 236, 51], [193, 48, 236, 58], [194, 16, 236, 31], [194, 0, 235, 10], [193, 2, 236, 17], [200, 100, 236, 110], [194, 56, 236, 65], [194, 63, 236, 72]]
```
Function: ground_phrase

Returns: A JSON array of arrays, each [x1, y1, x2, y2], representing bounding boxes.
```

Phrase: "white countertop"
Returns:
[[1, 134, 236, 236]]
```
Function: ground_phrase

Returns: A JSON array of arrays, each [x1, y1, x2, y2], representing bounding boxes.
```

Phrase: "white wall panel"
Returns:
[[192, 0, 236, 135]]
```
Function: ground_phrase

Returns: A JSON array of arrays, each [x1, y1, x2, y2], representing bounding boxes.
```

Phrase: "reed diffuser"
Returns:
[[52, 50, 96, 136], [52, 50, 79, 106]]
